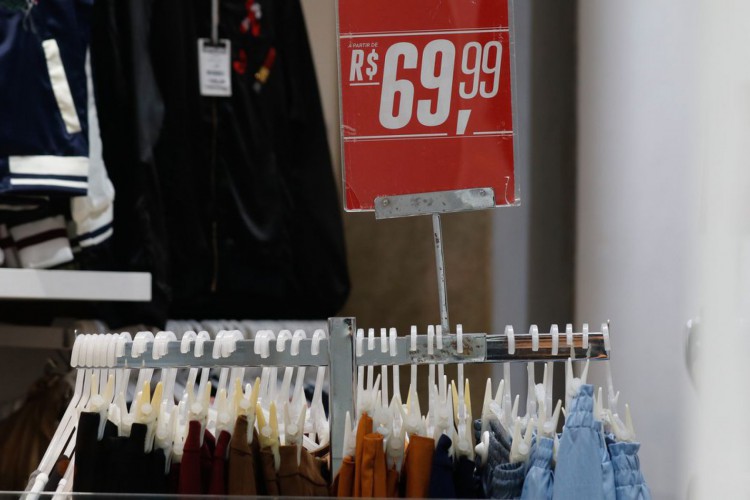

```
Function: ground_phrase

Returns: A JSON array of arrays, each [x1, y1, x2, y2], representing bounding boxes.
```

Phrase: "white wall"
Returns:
[[577, 2, 699, 498]]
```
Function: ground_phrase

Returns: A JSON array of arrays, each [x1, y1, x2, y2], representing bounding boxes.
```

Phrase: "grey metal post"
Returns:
[[432, 213, 450, 333], [328, 317, 356, 477]]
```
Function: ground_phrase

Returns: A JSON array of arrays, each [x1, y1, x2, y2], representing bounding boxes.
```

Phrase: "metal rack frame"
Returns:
[[71, 316, 609, 476]]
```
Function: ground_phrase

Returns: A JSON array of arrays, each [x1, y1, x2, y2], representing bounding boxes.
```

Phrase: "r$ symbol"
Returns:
[[366, 49, 379, 81]]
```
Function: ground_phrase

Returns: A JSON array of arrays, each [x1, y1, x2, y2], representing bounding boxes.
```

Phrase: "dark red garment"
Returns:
[[208, 430, 231, 495], [178, 420, 216, 495], [201, 428, 216, 492]]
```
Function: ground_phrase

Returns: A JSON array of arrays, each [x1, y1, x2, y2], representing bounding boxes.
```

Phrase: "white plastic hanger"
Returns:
[[284, 402, 307, 465], [565, 357, 590, 411], [509, 416, 535, 464], [255, 330, 277, 410], [257, 401, 281, 470], [308, 329, 329, 447], [342, 411, 356, 459], [474, 431, 490, 467], [287, 330, 317, 451], [502, 326, 514, 431], [389, 328, 400, 406], [275, 330, 295, 412], [242, 378, 261, 443], [452, 378, 474, 460]]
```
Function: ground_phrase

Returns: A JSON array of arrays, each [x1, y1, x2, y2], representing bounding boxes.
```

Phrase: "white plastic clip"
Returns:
[[356, 329, 364, 357], [551, 324, 559, 356], [457, 323, 464, 354], [389, 328, 397, 357], [506, 325, 515, 355], [602, 323, 611, 353], [530, 325, 539, 352], [311, 329, 326, 356], [276, 330, 293, 354], [410, 326, 417, 352], [582, 324, 590, 349], [291, 330, 306, 356], [566, 324, 574, 348], [195, 331, 211, 357], [181, 331, 197, 354]]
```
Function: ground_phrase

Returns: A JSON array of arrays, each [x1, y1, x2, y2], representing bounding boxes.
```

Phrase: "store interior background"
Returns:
[[1, 0, 748, 497]]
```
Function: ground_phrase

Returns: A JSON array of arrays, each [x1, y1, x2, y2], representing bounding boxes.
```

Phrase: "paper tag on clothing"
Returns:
[[198, 38, 232, 97]]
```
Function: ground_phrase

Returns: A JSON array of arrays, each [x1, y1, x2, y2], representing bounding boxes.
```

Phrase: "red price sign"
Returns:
[[338, 0, 516, 211]]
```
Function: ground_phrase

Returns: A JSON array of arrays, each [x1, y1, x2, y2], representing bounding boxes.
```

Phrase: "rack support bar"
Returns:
[[328, 317, 356, 477]]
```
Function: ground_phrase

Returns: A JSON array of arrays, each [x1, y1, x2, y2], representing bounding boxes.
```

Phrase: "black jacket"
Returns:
[[91, 0, 349, 325]]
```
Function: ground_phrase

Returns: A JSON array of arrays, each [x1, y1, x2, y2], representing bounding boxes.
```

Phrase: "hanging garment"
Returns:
[[277, 445, 329, 496], [521, 436, 554, 500], [352, 413, 373, 497], [179, 420, 216, 495], [260, 446, 282, 496], [553, 384, 613, 500], [228, 416, 265, 496], [150, 448, 169, 494], [400, 434, 435, 498], [89, 0, 349, 327], [71, 412, 100, 493], [600, 426, 616, 500], [476, 419, 513, 497], [359, 433, 387, 498], [333, 455, 356, 497], [208, 429, 231, 495], [455, 455, 482, 499], [491, 461, 527, 499], [429, 434, 458, 499], [608, 442, 652, 500], [0, 0, 91, 196]]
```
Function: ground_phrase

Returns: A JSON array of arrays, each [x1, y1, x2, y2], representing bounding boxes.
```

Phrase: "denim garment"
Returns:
[[609, 442, 652, 500], [599, 422, 616, 500], [521, 437, 554, 500], [553, 384, 613, 500], [491, 461, 526, 499], [478, 419, 513, 496]]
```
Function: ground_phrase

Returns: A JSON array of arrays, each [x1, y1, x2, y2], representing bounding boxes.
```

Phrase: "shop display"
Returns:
[[24, 322, 649, 499]]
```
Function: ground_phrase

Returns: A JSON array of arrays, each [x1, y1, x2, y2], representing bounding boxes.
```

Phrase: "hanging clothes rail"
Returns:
[[36, 317, 610, 491], [326, 318, 609, 475]]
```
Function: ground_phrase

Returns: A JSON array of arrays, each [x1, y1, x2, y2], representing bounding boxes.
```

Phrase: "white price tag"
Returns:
[[198, 38, 232, 97]]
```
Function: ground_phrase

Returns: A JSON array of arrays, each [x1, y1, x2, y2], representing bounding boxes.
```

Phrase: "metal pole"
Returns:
[[432, 213, 450, 333], [328, 317, 356, 477]]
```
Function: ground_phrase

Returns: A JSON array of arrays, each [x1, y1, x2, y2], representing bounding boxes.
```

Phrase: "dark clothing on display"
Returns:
[[72, 412, 99, 492], [428, 434, 457, 499], [208, 429, 231, 495], [179, 420, 216, 495], [89, 0, 349, 326]]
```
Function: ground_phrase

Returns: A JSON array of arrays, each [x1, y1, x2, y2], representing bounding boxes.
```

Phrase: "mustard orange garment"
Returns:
[[360, 433, 387, 498], [402, 435, 435, 498], [352, 413, 373, 497], [334, 456, 356, 497]]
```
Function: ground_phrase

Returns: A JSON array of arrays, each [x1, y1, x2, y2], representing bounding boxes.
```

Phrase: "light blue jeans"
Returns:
[[609, 441, 652, 500], [521, 436, 554, 500], [552, 384, 615, 500]]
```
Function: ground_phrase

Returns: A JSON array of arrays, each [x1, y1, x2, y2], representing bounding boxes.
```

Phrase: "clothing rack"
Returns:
[[65, 316, 610, 479]]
